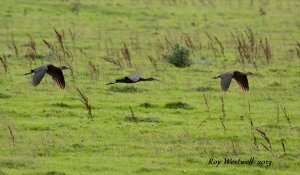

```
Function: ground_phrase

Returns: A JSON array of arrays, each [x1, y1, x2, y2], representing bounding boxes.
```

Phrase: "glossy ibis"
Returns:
[[24, 64, 70, 89], [212, 71, 254, 91], [106, 73, 157, 85]]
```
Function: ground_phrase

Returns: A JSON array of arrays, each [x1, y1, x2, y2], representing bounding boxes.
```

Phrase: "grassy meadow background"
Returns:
[[0, 0, 300, 174]]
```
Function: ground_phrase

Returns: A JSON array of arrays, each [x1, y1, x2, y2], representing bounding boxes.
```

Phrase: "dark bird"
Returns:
[[106, 73, 157, 85], [212, 71, 254, 91], [24, 64, 70, 89]]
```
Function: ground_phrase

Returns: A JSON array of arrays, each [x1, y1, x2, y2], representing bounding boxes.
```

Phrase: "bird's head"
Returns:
[[147, 77, 158, 81], [60, 66, 71, 70]]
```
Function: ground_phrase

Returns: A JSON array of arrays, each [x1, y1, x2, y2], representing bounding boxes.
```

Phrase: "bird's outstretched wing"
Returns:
[[46, 65, 65, 89], [32, 66, 48, 86], [127, 74, 141, 83], [220, 72, 234, 91], [233, 72, 249, 91]]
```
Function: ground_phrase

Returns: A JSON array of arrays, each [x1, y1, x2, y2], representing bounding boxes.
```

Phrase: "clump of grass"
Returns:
[[0, 169, 5, 175], [44, 171, 66, 175], [124, 116, 161, 123], [268, 81, 281, 87], [166, 43, 192, 68], [51, 102, 72, 108], [108, 85, 142, 93], [0, 159, 27, 169], [196, 86, 216, 92], [164, 101, 192, 110], [70, 0, 80, 15], [139, 102, 156, 108], [0, 92, 11, 99]]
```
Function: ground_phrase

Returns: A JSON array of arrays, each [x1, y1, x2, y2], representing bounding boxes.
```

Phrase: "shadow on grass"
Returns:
[[108, 85, 143, 93]]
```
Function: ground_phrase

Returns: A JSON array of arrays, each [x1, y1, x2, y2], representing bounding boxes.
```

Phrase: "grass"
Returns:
[[0, 0, 300, 174]]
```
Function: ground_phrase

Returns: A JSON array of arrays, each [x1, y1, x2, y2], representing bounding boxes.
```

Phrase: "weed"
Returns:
[[166, 43, 192, 68], [122, 42, 132, 67], [296, 42, 300, 59], [280, 105, 292, 129], [231, 27, 272, 68], [181, 33, 195, 56], [256, 128, 272, 153], [198, 94, 211, 128], [6, 34, 19, 58], [147, 55, 158, 70], [220, 96, 226, 133], [7, 125, 15, 144], [102, 40, 124, 68], [281, 138, 286, 155], [0, 54, 9, 73], [87, 61, 100, 80], [75, 87, 93, 120], [22, 35, 37, 64], [205, 32, 225, 58]]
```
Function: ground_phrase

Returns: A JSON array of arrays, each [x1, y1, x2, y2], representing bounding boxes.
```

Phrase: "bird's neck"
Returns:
[[139, 77, 153, 81]]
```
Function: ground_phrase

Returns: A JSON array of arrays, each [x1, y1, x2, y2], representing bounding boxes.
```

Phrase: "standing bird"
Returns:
[[106, 73, 157, 85], [212, 71, 254, 92], [24, 64, 70, 89]]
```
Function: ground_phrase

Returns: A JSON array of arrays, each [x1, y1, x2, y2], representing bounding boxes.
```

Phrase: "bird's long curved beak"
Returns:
[[106, 82, 115, 85]]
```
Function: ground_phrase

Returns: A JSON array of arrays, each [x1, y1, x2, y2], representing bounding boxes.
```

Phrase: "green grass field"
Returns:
[[0, 0, 300, 174]]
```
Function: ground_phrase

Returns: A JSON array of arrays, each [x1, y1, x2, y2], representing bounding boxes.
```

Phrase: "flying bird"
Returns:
[[106, 73, 157, 85], [212, 71, 254, 91], [24, 64, 70, 89]]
